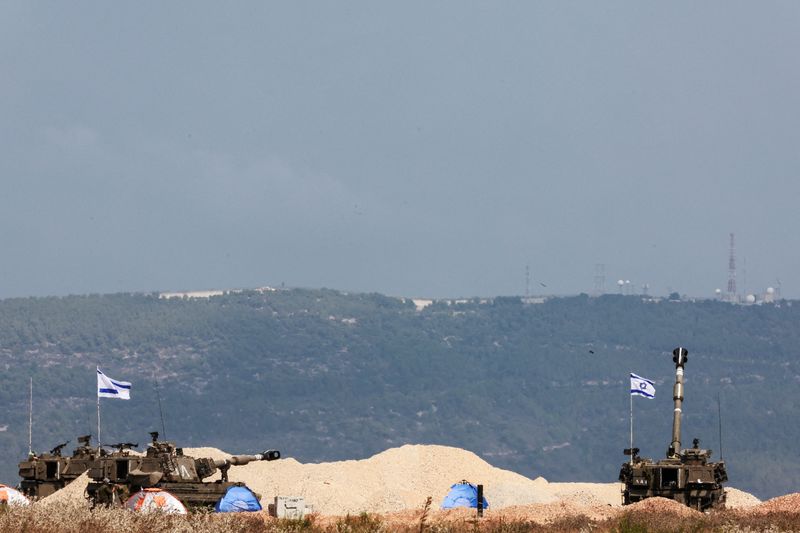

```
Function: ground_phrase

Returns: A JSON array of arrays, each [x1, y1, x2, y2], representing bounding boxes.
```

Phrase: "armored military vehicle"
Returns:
[[86, 432, 280, 508], [619, 347, 728, 511], [18, 435, 100, 498]]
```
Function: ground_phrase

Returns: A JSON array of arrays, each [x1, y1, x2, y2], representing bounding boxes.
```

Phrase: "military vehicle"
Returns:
[[18, 435, 100, 498], [619, 347, 728, 511], [86, 431, 280, 508]]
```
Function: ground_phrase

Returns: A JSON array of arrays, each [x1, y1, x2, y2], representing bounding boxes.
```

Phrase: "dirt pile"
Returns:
[[223, 444, 552, 515], [547, 481, 623, 507], [183, 447, 230, 462], [622, 496, 701, 517], [38, 472, 90, 506], [725, 487, 761, 509], [750, 493, 800, 514]]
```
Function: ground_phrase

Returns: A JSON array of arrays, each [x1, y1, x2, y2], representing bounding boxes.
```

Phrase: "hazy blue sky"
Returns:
[[2, 2, 799, 299]]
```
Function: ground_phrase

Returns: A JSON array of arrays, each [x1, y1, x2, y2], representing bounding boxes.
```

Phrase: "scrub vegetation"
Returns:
[[2, 504, 800, 533]]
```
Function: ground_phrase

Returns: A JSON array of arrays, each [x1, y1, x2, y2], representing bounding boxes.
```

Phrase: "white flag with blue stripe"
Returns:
[[630, 373, 655, 399], [97, 368, 131, 399]]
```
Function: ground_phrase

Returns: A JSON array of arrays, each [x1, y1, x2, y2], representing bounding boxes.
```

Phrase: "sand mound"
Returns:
[[232, 444, 551, 515], [182, 447, 231, 462], [38, 472, 91, 507], [622, 496, 701, 517], [725, 487, 761, 509], [548, 481, 623, 507], [751, 493, 800, 514]]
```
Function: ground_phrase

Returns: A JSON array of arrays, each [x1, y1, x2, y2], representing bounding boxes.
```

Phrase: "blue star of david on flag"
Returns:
[[630, 373, 655, 399]]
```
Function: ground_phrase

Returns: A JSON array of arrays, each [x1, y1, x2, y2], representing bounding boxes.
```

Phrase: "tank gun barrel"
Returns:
[[669, 347, 688, 457], [212, 449, 280, 469]]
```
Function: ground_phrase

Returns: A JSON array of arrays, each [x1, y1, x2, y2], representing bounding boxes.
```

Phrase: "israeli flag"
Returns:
[[97, 368, 131, 399], [630, 373, 655, 399]]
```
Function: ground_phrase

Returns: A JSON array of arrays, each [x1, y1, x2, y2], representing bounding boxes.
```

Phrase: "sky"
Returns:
[[1, 2, 799, 299]]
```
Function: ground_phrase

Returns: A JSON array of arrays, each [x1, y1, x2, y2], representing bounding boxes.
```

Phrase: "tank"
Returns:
[[619, 347, 728, 511], [18, 435, 101, 498], [86, 431, 280, 508]]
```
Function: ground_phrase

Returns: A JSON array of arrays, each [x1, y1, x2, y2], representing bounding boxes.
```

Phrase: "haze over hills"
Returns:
[[0, 288, 798, 500], [4, 3, 800, 302]]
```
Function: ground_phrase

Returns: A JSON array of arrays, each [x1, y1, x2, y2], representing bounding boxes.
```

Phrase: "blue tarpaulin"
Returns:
[[214, 486, 262, 512], [440, 482, 489, 510]]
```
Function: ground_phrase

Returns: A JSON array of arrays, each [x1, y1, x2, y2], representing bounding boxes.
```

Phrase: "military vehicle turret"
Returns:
[[619, 347, 728, 511], [18, 435, 100, 498], [86, 431, 280, 508]]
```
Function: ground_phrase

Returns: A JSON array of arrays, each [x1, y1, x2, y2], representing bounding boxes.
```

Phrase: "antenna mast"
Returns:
[[717, 393, 724, 460], [594, 263, 605, 295], [154, 372, 167, 439], [525, 264, 530, 299], [28, 377, 33, 455], [726, 233, 737, 302]]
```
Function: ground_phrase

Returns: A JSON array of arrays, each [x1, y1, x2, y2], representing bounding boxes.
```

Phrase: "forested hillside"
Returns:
[[0, 289, 798, 499]]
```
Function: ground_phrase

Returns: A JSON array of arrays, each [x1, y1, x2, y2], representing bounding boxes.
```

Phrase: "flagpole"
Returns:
[[28, 377, 33, 456], [629, 382, 633, 466], [97, 366, 101, 453]]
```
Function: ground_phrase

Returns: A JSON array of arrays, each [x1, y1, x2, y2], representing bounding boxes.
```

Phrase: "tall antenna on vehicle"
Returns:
[[717, 392, 724, 460], [153, 372, 167, 439], [28, 377, 33, 456]]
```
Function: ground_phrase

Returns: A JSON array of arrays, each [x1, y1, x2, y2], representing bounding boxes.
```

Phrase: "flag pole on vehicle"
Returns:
[[96, 367, 132, 452], [629, 372, 655, 465]]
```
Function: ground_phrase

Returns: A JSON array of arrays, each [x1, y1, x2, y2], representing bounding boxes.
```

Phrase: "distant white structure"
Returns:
[[255, 286, 278, 293], [159, 290, 227, 299], [616, 279, 633, 295], [159, 286, 279, 300], [412, 299, 433, 311], [522, 296, 546, 304], [764, 287, 775, 303], [745, 294, 756, 304], [159, 288, 268, 299]]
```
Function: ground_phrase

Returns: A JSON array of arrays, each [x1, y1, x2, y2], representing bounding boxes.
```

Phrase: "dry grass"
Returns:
[[608, 508, 800, 533], [2, 503, 800, 533]]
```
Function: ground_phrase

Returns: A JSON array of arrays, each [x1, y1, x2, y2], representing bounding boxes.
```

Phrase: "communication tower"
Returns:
[[726, 233, 737, 302], [525, 264, 530, 299], [594, 264, 606, 295]]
